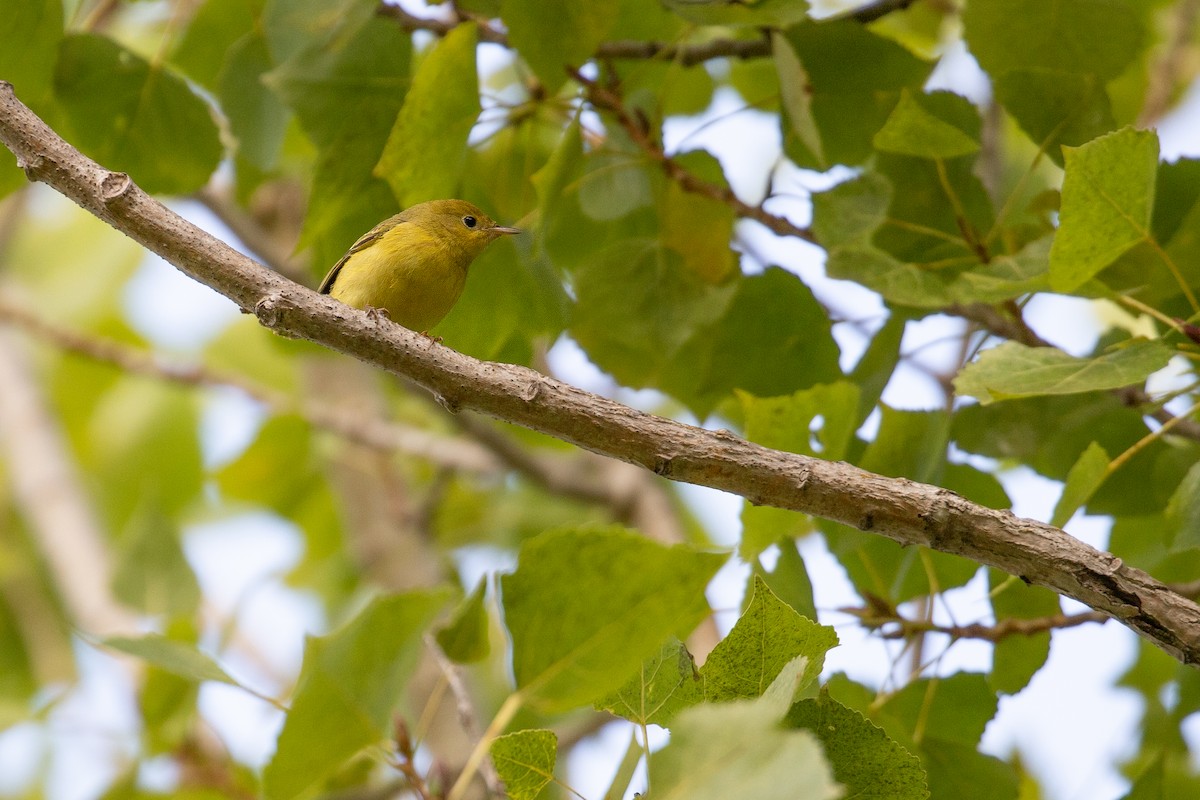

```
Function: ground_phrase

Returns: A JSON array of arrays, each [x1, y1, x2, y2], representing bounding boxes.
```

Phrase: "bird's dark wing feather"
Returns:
[[317, 214, 407, 294]]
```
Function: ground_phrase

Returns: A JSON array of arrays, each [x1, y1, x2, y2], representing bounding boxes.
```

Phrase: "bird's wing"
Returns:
[[318, 214, 406, 294]]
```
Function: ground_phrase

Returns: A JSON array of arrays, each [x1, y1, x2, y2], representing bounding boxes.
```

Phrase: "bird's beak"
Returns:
[[491, 226, 521, 237]]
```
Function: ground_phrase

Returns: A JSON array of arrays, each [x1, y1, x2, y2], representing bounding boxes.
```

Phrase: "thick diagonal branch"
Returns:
[[3, 82, 1199, 664]]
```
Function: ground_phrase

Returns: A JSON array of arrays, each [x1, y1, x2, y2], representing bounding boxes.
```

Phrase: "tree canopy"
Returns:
[[3, 0, 1200, 798]]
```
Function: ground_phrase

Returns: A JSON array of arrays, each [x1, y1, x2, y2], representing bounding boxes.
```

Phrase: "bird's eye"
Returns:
[[462, 215, 478, 229]]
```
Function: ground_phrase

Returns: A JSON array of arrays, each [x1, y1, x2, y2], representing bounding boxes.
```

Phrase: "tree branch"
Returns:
[[3, 81, 1200, 664]]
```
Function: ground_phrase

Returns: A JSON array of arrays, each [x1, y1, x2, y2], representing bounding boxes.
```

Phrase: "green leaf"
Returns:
[[1166, 462, 1200, 551], [435, 578, 490, 664], [812, 172, 892, 248], [264, 591, 448, 800], [963, 0, 1145, 81], [85, 378, 203, 526], [993, 69, 1116, 167], [101, 634, 239, 687], [267, 12, 411, 150], [1050, 441, 1111, 528], [502, 0, 619, 91], [170, 0, 256, 89], [595, 638, 703, 726], [53, 34, 222, 194], [569, 238, 736, 396], [500, 526, 725, 711], [786, 690, 929, 800], [376, 23, 480, 206], [987, 570, 1060, 695], [650, 658, 840, 800], [756, 541, 819, 622], [660, 151, 738, 283], [920, 742, 1018, 800], [663, 268, 844, 416], [490, 730, 557, 800], [701, 576, 837, 702], [1049, 127, 1159, 292], [0, 0, 63, 107], [218, 31, 291, 171], [112, 503, 201, 617], [873, 90, 980, 159], [953, 340, 1173, 404], [778, 20, 933, 169], [663, 0, 810, 27], [880, 673, 998, 748]]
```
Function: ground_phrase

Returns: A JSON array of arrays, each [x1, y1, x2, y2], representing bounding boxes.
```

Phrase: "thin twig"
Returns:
[[425, 635, 504, 798], [376, 0, 921, 67], [573, 69, 816, 243]]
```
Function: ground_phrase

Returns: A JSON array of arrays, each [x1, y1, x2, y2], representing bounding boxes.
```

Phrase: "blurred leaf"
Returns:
[[435, 578, 490, 663], [663, 0, 809, 27], [171, 0, 257, 89], [1166, 462, 1200, 551], [659, 151, 738, 283], [86, 379, 203, 525], [376, 23, 480, 206], [267, 12, 410, 149], [988, 570, 1060, 695], [491, 730, 557, 800], [500, 526, 725, 711], [993, 70, 1116, 167], [1048, 127, 1159, 292], [53, 34, 222, 194], [112, 503, 201, 617], [963, 0, 1144, 81], [778, 20, 933, 169], [215, 415, 318, 514], [954, 340, 1172, 404], [102, 634, 239, 687], [650, 658, 839, 800], [218, 31, 291, 171], [879, 673, 998, 748], [920, 743, 1018, 800], [0, 0, 63, 107], [596, 638, 702, 726], [785, 690, 929, 800], [756, 540, 818, 622], [578, 152, 654, 221], [264, 590, 449, 800], [850, 314, 906, 425], [1050, 441, 1110, 528], [702, 576, 837, 702], [811, 172, 892, 248], [502, 0, 618, 91], [873, 90, 980, 159]]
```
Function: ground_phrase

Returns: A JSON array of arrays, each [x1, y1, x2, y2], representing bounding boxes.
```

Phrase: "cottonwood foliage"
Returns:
[[3, 0, 1200, 798]]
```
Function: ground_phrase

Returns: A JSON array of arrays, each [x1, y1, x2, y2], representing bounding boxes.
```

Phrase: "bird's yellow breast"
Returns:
[[329, 223, 470, 331]]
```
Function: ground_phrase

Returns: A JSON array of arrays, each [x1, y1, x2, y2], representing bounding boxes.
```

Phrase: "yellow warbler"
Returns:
[[319, 199, 520, 331]]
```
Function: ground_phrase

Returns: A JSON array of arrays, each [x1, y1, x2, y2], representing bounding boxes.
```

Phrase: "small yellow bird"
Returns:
[[319, 199, 520, 332]]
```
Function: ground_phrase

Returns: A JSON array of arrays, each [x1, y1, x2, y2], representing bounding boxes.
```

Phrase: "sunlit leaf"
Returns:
[[596, 638, 703, 726], [954, 340, 1173, 404], [491, 730, 557, 800]]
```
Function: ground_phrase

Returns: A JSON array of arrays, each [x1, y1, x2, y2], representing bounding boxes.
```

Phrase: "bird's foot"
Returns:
[[365, 305, 391, 323], [419, 331, 444, 344]]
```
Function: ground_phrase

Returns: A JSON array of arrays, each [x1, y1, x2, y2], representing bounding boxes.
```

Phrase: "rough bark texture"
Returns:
[[3, 81, 1199, 664]]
